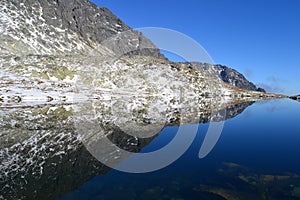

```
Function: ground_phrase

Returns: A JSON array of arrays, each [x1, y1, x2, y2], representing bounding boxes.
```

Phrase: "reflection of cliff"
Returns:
[[222, 102, 254, 121], [0, 96, 256, 200]]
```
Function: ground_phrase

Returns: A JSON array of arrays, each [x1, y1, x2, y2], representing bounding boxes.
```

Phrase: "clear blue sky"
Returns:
[[91, 0, 300, 95]]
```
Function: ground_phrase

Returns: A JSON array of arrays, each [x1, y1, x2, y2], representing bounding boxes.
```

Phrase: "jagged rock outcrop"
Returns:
[[193, 62, 265, 92]]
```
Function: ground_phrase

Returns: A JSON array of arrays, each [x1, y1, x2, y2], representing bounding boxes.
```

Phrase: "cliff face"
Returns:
[[0, 0, 164, 58]]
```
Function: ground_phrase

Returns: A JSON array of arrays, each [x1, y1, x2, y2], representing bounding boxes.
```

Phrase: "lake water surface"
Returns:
[[60, 99, 300, 200], [1, 98, 300, 200]]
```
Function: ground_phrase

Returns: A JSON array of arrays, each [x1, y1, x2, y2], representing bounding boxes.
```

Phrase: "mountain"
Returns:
[[192, 62, 265, 92], [1, 0, 265, 94], [0, 0, 285, 109], [0, 0, 164, 58], [0, 0, 268, 94]]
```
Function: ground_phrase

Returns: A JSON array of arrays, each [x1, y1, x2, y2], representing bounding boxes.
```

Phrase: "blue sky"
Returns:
[[91, 0, 300, 95]]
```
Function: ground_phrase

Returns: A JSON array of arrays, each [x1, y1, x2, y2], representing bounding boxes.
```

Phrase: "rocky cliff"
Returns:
[[0, 0, 164, 58]]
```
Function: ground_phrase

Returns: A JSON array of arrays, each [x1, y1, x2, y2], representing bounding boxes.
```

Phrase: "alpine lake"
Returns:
[[1, 93, 300, 200]]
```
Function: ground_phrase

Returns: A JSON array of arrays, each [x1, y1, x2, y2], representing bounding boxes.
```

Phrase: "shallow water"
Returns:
[[1, 98, 300, 200]]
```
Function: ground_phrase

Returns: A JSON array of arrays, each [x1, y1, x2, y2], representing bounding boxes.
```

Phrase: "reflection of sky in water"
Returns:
[[215, 99, 300, 173], [62, 99, 300, 199]]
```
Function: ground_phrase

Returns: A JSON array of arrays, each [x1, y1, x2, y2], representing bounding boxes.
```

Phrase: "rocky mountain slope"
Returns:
[[0, 0, 164, 58], [1, 0, 265, 93], [193, 62, 265, 92], [0, 0, 269, 96]]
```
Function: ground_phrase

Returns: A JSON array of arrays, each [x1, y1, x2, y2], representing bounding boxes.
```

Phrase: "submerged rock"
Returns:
[[292, 186, 300, 197], [211, 162, 300, 200]]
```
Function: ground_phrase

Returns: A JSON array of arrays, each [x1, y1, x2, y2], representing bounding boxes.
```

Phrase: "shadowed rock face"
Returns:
[[0, 0, 164, 58], [38, 0, 165, 58]]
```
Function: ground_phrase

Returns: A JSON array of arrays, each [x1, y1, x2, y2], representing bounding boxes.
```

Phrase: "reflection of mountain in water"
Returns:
[[225, 102, 254, 120], [290, 95, 300, 102], [1, 97, 255, 200]]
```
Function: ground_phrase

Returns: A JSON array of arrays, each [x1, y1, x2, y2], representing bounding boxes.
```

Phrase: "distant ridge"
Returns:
[[192, 62, 265, 92]]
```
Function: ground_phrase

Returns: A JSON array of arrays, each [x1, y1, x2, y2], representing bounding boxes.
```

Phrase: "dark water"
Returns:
[[58, 99, 300, 200]]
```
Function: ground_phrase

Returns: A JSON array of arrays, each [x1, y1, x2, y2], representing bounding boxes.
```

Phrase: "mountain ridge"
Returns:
[[192, 62, 265, 92], [1, 0, 265, 92], [0, 0, 283, 106]]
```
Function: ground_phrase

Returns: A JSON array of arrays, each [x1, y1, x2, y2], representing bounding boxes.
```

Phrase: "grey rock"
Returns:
[[0, 0, 164, 58], [39, 0, 164, 58]]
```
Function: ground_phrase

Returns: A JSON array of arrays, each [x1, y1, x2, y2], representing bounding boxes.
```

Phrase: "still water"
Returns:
[[1, 98, 300, 200], [62, 99, 300, 200]]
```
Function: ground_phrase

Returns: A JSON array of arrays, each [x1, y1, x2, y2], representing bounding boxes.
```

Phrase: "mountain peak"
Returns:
[[0, 0, 164, 58]]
